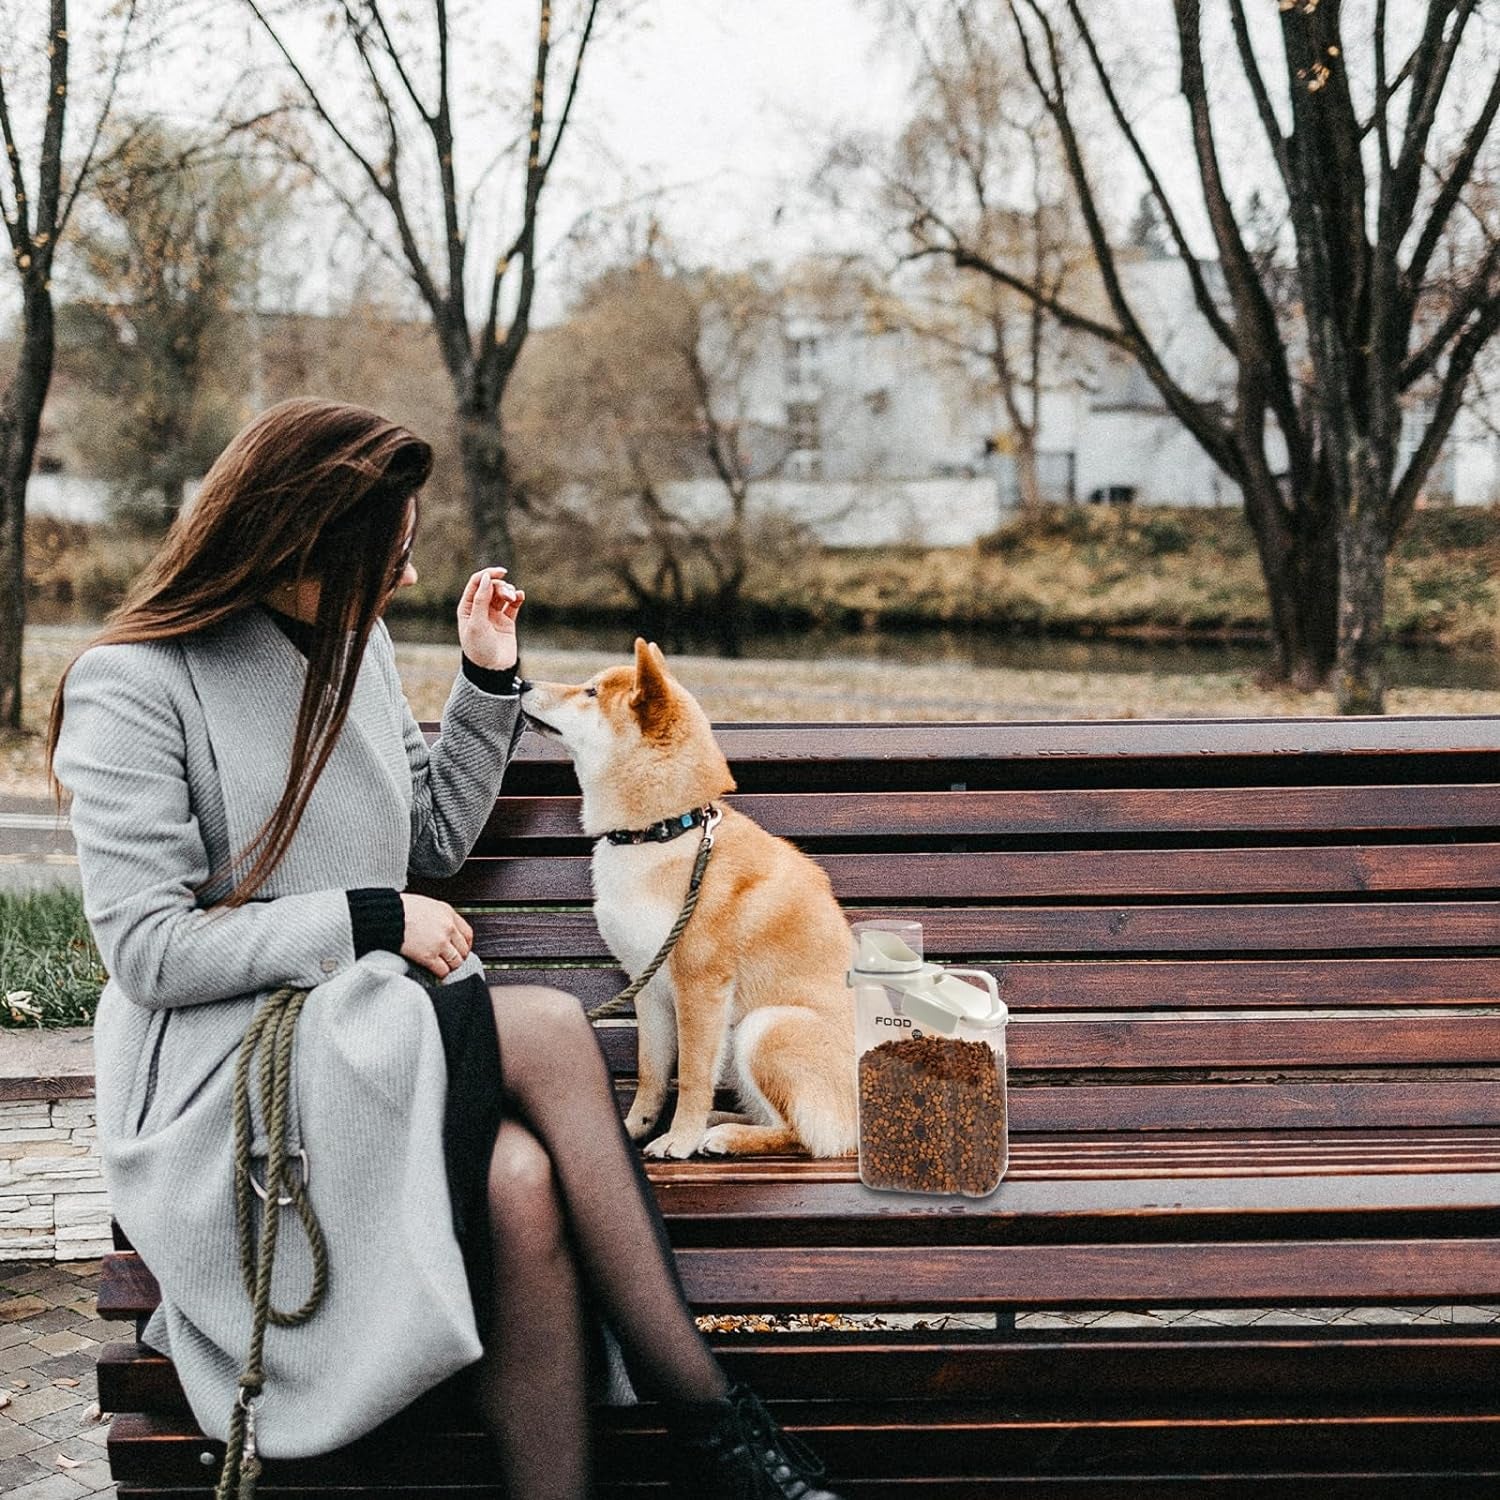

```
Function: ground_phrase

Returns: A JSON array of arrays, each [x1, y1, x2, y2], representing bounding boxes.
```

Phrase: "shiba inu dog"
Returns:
[[519, 640, 858, 1159]]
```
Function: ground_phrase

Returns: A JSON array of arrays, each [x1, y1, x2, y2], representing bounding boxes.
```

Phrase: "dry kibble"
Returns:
[[857, 1034, 1007, 1196]]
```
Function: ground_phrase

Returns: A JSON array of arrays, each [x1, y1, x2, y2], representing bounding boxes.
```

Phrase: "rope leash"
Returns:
[[215, 984, 328, 1500], [585, 806, 721, 1022]]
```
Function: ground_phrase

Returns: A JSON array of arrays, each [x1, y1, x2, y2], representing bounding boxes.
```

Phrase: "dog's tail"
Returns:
[[735, 1002, 858, 1158]]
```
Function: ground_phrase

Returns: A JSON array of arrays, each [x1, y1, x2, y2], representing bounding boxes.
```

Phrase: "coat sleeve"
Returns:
[[372, 620, 528, 880], [52, 642, 358, 1010]]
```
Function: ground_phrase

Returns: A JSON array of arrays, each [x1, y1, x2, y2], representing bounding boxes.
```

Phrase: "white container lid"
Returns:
[[850, 946, 1008, 1035]]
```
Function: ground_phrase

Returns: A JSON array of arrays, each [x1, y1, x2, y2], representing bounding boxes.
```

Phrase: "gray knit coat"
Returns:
[[52, 604, 633, 1458]]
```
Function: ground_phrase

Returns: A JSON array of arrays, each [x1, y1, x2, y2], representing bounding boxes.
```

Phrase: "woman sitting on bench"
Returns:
[[47, 396, 844, 1500]]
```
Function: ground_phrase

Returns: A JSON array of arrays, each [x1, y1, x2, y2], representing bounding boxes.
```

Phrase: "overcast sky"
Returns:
[[5, 1, 1475, 331], [0, 0, 903, 326]]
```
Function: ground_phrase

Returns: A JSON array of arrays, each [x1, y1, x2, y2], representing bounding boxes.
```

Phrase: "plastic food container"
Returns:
[[847, 920, 1009, 1197]]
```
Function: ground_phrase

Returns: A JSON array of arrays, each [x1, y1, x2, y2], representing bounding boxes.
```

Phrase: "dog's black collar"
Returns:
[[602, 803, 719, 847]]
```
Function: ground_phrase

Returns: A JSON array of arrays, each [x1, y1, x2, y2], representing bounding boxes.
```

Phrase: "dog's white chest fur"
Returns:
[[591, 839, 694, 979]]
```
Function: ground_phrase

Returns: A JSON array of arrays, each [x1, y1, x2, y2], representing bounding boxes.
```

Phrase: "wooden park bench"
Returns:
[[97, 714, 1500, 1495]]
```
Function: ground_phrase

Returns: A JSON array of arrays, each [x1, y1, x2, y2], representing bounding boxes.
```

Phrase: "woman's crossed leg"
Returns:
[[470, 984, 730, 1498]]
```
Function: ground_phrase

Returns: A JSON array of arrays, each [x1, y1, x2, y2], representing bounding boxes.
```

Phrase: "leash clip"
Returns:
[[248, 1147, 309, 1206], [701, 804, 723, 849]]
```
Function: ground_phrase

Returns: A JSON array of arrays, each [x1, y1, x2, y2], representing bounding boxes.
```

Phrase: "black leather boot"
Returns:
[[664, 1380, 846, 1499]]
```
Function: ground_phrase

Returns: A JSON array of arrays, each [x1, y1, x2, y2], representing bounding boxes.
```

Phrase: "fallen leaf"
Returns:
[[0, 1391, 10, 1410], [53, 1376, 80, 1387], [56, 1455, 82, 1469], [4, 990, 40, 1021]]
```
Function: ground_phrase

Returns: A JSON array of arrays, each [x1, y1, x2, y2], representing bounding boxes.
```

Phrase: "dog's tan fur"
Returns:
[[520, 640, 857, 1159]]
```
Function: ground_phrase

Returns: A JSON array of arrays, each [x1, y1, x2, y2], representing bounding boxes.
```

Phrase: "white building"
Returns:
[[672, 254, 1494, 548]]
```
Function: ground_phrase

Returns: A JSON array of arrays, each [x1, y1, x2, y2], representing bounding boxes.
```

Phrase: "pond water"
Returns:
[[29, 600, 1500, 690]]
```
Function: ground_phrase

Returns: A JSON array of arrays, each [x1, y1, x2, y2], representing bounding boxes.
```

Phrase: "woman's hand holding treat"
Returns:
[[400, 892, 475, 978], [458, 566, 524, 671]]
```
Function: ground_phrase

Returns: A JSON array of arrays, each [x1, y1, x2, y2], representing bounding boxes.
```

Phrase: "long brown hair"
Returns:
[[44, 397, 432, 910]]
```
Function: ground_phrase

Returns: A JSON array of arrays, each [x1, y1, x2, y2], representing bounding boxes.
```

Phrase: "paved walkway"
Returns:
[[0, 1260, 128, 1500]]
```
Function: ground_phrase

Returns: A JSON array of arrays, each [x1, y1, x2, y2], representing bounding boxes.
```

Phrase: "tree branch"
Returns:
[[362, 0, 434, 124], [31, 0, 69, 270], [0, 64, 32, 251], [1227, 0, 1292, 188], [1400, 237, 1500, 389], [1403, 58, 1500, 303], [905, 237, 1126, 352], [484, 0, 602, 366], [258, 123, 420, 301], [1066, 0, 1238, 358], [1008, 0, 1242, 476], [431, 0, 467, 341], [1390, 0, 1473, 237], [1391, 287, 1500, 527], [1175, 0, 1304, 466], [237, 1, 448, 345]]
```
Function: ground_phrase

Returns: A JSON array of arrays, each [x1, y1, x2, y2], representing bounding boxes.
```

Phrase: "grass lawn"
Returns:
[[1, 886, 106, 1028]]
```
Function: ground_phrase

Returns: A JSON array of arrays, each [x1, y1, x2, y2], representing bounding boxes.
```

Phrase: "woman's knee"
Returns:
[[487, 1118, 568, 1257], [489, 983, 594, 1048]]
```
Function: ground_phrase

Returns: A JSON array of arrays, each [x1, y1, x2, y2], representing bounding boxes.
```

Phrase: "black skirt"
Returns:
[[426, 970, 505, 1343]]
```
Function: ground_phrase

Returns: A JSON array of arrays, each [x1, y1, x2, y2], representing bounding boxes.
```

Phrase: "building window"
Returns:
[[787, 400, 821, 453], [785, 333, 819, 388]]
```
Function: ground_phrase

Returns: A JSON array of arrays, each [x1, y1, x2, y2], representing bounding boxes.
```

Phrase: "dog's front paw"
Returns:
[[642, 1126, 708, 1160]]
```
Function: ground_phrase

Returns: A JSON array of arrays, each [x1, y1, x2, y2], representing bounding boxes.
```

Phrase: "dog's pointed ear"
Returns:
[[630, 638, 674, 735]]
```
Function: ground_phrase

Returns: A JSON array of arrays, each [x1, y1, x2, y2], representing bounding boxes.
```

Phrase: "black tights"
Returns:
[[471, 985, 730, 1500]]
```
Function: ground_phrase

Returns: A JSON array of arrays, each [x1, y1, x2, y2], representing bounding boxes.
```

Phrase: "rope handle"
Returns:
[[215, 985, 328, 1500]]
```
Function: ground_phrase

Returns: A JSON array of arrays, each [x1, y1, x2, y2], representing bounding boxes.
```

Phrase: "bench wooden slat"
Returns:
[[474, 901, 1500, 961], [1005, 1081, 1500, 1131], [485, 958, 1500, 1012], [646, 1172, 1500, 1243], [96, 1326, 1500, 1418], [668, 1239, 1500, 1311], [104, 1406, 1500, 1488], [106, 1476, 1500, 1497], [588, 1013, 1500, 1073], [421, 843, 1500, 904], [474, 785, 1500, 845]]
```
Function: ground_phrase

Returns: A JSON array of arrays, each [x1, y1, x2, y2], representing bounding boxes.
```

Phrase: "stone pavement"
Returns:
[[0, 1259, 129, 1500]]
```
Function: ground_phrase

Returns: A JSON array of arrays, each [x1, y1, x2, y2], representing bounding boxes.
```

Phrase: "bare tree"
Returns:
[[827, 7, 1084, 509], [864, 0, 1500, 710], [235, 0, 605, 569], [0, 0, 141, 730], [512, 252, 815, 654]]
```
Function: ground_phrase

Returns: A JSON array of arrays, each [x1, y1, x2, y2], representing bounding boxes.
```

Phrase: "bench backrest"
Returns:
[[411, 717, 1500, 1137]]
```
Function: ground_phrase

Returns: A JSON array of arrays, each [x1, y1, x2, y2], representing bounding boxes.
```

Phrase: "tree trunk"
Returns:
[[0, 290, 57, 731], [1241, 471, 1339, 690], [1335, 481, 1391, 716], [1014, 430, 1043, 509], [458, 411, 519, 570], [709, 578, 746, 658]]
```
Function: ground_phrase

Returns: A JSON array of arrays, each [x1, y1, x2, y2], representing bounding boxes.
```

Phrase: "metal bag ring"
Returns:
[[248, 1147, 309, 1206]]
